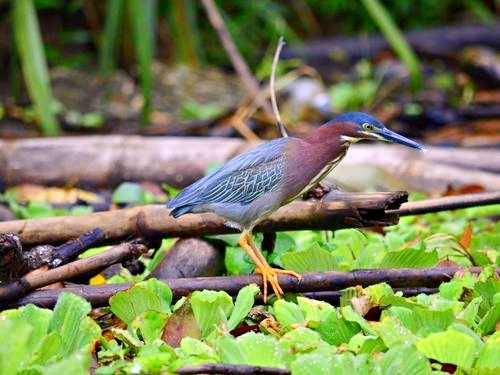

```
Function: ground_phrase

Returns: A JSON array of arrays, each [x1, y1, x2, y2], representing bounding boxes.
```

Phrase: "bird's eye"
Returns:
[[363, 123, 374, 131]]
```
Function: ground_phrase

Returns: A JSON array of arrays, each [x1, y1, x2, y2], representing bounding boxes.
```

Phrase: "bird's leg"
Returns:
[[238, 230, 301, 303]]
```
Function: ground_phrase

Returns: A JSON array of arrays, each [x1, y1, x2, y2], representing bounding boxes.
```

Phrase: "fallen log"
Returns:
[[2, 136, 500, 192], [0, 191, 406, 247], [1, 266, 496, 309]]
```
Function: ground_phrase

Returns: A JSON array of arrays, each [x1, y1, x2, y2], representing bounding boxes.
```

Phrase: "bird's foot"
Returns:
[[255, 267, 302, 302]]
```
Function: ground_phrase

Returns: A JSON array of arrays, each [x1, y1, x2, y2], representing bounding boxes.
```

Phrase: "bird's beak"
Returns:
[[370, 127, 427, 152]]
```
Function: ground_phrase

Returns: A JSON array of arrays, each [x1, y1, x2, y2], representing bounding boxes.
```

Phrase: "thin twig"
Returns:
[[391, 191, 500, 216], [270, 36, 288, 137], [201, 0, 273, 119]]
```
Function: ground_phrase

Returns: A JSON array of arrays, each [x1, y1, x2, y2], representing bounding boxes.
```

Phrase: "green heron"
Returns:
[[167, 112, 425, 301]]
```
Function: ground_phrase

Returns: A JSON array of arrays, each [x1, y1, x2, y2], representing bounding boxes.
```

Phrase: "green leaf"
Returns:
[[225, 245, 255, 275], [297, 297, 336, 326], [43, 351, 91, 375], [131, 311, 169, 344], [49, 292, 101, 356], [280, 327, 333, 357], [227, 284, 260, 331], [218, 332, 285, 368], [281, 243, 338, 272], [99, 0, 124, 72], [361, 0, 422, 91], [380, 248, 438, 268], [273, 299, 306, 328], [372, 316, 418, 347], [475, 334, 500, 369], [0, 317, 33, 374], [110, 280, 172, 325], [380, 343, 431, 375], [112, 182, 146, 204], [127, 0, 156, 125], [316, 310, 362, 345], [12, 0, 60, 134], [190, 290, 233, 338], [478, 302, 500, 335], [416, 325, 482, 368], [341, 305, 376, 336], [290, 352, 337, 375]]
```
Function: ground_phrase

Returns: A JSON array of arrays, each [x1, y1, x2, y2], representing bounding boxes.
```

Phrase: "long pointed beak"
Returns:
[[376, 127, 427, 152]]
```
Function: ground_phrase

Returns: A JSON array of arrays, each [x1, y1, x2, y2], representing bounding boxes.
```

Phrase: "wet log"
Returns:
[[0, 191, 406, 247], [2, 266, 496, 309], [1, 136, 500, 193]]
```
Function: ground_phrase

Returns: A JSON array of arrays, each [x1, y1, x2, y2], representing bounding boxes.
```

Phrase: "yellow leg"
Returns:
[[238, 230, 302, 302]]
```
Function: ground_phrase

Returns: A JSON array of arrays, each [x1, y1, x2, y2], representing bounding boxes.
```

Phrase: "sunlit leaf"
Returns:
[[380, 343, 431, 375], [281, 243, 338, 272], [190, 289, 233, 338], [416, 325, 482, 368]]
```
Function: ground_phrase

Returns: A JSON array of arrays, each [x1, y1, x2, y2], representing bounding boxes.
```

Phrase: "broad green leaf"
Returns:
[[218, 332, 285, 368], [225, 245, 255, 275], [136, 279, 173, 311], [190, 290, 233, 338], [379, 248, 438, 268], [380, 343, 431, 375], [297, 297, 336, 326], [43, 351, 91, 375], [364, 282, 394, 303], [112, 182, 146, 204], [227, 284, 260, 331], [475, 334, 500, 369], [110, 285, 167, 326], [131, 311, 169, 344], [281, 243, 338, 272], [478, 302, 500, 335], [416, 326, 482, 368], [316, 309, 361, 345], [280, 327, 333, 357], [50, 292, 101, 357], [273, 299, 306, 328], [290, 352, 336, 375], [0, 303, 52, 355], [348, 333, 386, 354], [407, 308, 455, 336], [341, 306, 376, 336], [0, 318, 32, 374], [176, 337, 217, 360], [372, 316, 417, 347]]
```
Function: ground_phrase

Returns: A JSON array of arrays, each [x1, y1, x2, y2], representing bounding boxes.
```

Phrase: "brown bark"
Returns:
[[0, 191, 405, 247], [1, 136, 500, 192], [2, 266, 495, 310]]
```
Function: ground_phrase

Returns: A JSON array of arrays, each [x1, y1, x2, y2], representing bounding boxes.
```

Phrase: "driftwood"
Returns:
[[0, 239, 149, 302], [2, 136, 500, 192], [1, 267, 495, 310], [0, 192, 405, 247]]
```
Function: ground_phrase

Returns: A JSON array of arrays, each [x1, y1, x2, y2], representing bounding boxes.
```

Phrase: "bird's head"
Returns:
[[327, 112, 426, 152]]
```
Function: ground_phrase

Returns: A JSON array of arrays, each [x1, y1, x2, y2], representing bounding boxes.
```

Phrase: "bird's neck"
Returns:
[[297, 125, 351, 187], [303, 124, 351, 157]]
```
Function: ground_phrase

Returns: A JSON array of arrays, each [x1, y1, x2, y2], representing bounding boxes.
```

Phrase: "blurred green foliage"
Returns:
[[5, 0, 495, 133]]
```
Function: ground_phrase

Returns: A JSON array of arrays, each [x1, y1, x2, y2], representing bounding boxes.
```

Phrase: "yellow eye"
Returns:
[[363, 123, 374, 131]]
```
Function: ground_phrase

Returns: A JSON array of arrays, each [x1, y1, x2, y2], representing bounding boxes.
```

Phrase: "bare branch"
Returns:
[[270, 36, 288, 137], [2, 266, 496, 309], [201, 0, 273, 118]]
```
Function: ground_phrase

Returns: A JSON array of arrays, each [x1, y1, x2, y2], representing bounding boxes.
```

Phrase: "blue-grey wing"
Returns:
[[167, 138, 292, 212]]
